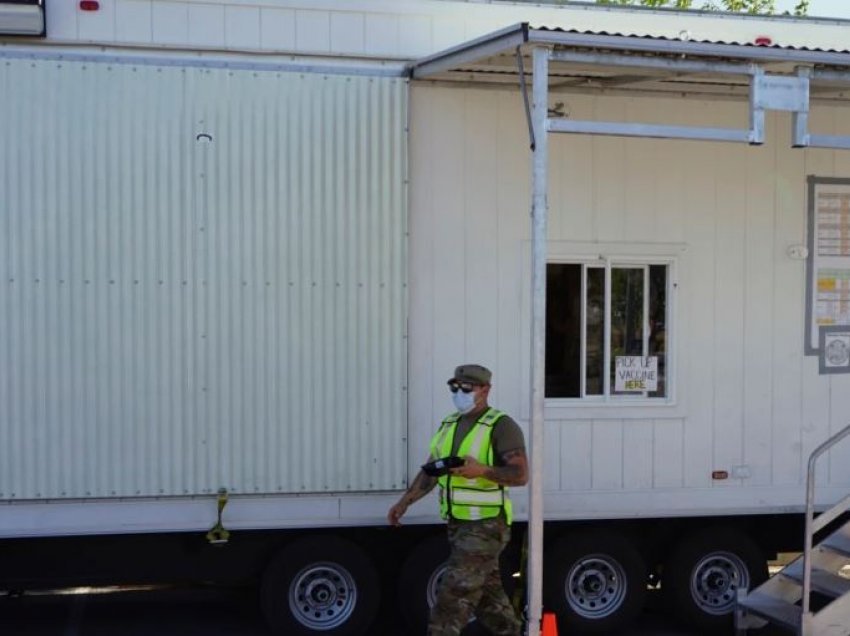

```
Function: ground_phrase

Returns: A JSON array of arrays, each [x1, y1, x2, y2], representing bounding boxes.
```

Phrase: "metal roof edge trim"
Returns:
[[409, 24, 850, 82], [528, 28, 850, 67], [409, 21, 527, 79], [0, 44, 409, 77]]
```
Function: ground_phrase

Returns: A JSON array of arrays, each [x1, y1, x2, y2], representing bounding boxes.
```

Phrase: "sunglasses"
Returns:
[[448, 380, 478, 394]]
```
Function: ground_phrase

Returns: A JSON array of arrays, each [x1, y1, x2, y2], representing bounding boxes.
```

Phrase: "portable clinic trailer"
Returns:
[[3, 1, 850, 634]]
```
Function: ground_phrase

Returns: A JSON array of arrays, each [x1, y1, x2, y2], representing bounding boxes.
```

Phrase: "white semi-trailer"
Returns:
[[3, 1, 850, 634]]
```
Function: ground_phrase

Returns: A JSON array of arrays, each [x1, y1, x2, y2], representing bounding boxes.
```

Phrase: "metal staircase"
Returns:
[[736, 425, 850, 636]]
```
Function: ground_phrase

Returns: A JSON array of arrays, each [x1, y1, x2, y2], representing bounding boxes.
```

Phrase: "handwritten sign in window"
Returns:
[[614, 356, 658, 392]]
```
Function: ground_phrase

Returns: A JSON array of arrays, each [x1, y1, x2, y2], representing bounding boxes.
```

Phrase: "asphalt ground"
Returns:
[[0, 584, 732, 636]]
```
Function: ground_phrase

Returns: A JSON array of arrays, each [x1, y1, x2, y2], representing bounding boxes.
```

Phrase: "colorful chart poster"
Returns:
[[816, 269, 850, 328], [807, 178, 850, 355]]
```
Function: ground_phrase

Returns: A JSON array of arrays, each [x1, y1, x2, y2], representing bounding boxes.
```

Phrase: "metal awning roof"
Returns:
[[410, 23, 850, 99]]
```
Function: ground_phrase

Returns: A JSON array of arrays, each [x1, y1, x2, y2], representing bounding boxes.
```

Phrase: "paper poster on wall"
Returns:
[[806, 177, 850, 356], [614, 356, 658, 392], [816, 269, 850, 328]]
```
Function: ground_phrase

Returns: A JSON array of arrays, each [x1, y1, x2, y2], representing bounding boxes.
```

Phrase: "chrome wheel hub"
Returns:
[[565, 555, 628, 619], [289, 562, 357, 630], [689, 552, 749, 615]]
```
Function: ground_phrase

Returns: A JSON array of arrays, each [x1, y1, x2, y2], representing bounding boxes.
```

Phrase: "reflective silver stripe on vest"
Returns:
[[432, 420, 455, 456], [465, 421, 490, 459], [450, 489, 504, 505]]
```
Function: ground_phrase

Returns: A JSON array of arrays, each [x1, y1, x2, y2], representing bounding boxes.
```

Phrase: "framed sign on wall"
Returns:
[[805, 176, 850, 372]]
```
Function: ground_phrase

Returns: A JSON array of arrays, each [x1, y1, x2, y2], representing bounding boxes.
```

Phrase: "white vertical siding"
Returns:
[[771, 109, 807, 488], [409, 83, 850, 514], [830, 113, 850, 487], [713, 110, 747, 488], [799, 111, 837, 490], [681, 127, 718, 491], [0, 56, 408, 499], [743, 125, 777, 488]]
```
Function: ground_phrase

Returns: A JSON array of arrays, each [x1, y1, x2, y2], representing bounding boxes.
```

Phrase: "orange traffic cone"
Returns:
[[541, 611, 558, 636]]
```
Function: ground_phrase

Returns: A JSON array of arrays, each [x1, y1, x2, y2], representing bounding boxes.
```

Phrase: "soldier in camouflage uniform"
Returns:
[[388, 364, 528, 636]]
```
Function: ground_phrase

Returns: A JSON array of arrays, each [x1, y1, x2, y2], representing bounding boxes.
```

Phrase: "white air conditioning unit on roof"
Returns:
[[0, 0, 44, 37]]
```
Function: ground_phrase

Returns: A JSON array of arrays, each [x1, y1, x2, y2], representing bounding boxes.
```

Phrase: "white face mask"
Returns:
[[452, 390, 476, 414]]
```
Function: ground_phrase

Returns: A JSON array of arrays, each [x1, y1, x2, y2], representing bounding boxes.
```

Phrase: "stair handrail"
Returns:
[[803, 424, 850, 617]]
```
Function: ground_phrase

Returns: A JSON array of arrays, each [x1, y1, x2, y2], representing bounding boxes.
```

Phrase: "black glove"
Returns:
[[421, 456, 465, 477]]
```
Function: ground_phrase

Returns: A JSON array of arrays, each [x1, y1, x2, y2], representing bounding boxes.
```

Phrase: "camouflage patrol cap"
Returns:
[[450, 364, 492, 385]]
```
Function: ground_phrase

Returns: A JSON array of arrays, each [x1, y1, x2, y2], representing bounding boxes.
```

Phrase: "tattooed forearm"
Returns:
[[388, 462, 440, 526], [399, 470, 437, 505], [414, 471, 437, 492], [484, 449, 529, 486], [482, 465, 525, 486]]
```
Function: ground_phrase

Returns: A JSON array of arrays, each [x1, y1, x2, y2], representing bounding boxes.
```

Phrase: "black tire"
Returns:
[[397, 532, 520, 634], [543, 531, 647, 634], [397, 533, 450, 632], [664, 527, 768, 633], [260, 535, 380, 636]]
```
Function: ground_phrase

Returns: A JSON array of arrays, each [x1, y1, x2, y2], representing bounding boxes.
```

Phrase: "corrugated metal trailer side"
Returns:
[[0, 53, 409, 501]]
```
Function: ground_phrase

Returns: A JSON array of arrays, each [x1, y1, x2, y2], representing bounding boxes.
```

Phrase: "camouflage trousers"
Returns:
[[427, 517, 522, 636]]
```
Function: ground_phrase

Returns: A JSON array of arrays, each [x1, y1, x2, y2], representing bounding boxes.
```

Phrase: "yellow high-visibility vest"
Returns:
[[428, 407, 512, 523]]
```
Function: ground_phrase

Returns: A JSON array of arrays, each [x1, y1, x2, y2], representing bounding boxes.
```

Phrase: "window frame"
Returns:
[[545, 248, 680, 408]]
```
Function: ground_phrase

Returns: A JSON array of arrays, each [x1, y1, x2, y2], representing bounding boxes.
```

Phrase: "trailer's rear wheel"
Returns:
[[261, 535, 379, 636], [397, 532, 517, 634], [543, 531, 647, 633], [397, 533, 450, 632], [664, 527, 767, 632]]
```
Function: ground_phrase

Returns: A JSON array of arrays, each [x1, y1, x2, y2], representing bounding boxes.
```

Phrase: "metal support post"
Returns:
[[793, 67, 812, 148], [749, 67, 765, 145], [526, 44, 549, 636]]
